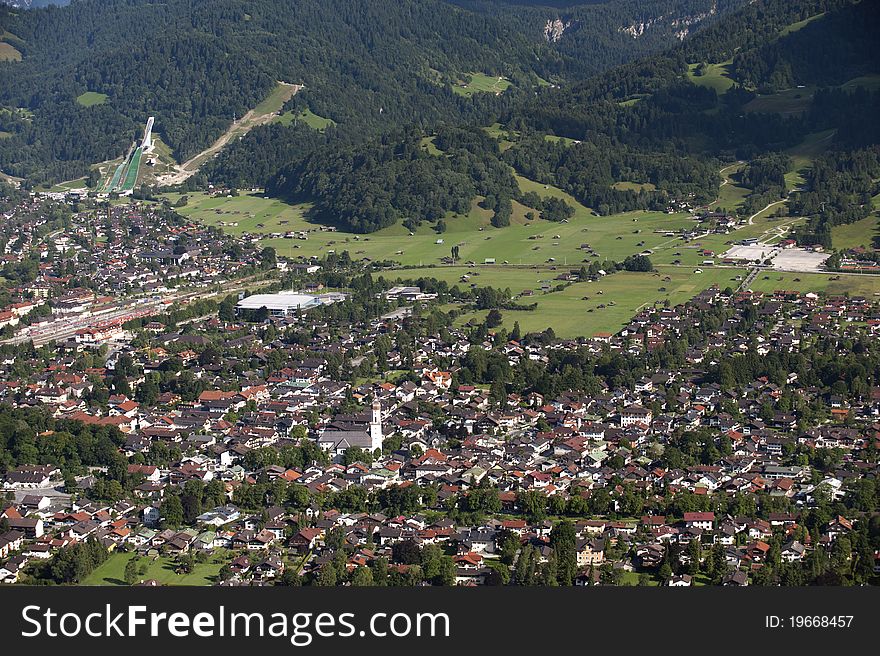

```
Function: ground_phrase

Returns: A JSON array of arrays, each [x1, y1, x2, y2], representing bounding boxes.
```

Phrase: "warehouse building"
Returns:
[[235, 291, 345, 318]]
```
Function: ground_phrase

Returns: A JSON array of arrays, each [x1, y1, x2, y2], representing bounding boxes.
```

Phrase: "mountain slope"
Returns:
[[0, 0, 750, 183]]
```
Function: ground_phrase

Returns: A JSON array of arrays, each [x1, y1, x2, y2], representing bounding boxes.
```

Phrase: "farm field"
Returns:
[[168, 176, 701, 269], [81, 552, 223, 586], [454, 73, 511, 97], [166, 164, 880, 339], [76, 91, 109, 107]]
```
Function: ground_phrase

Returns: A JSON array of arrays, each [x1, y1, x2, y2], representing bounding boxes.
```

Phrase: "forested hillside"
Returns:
[[0, 0, 746, 183], [258, 0, 880, 234]]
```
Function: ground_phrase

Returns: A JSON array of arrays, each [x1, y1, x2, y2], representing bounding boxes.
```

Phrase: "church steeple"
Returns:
[[369, 397, 383, 452]]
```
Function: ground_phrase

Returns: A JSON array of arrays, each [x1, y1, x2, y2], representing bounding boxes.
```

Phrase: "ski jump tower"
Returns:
[[141, 116, 155, 152]]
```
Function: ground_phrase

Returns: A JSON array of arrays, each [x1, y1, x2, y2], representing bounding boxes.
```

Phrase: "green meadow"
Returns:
[[274, 108, 335, 130], [831, 214, 879, 252], [82, 552, 223, 586], [454, 73, 511, 97], [686, 62, 734, 94], [162, 191, 312, 236], [76, 91, 109, 107]]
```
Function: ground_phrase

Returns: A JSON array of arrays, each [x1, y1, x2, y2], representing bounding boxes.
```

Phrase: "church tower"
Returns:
[[369, 397, 383, 452]]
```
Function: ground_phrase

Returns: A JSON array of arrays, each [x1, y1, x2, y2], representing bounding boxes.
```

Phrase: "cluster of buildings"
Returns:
[[0, 267, 877, 584]]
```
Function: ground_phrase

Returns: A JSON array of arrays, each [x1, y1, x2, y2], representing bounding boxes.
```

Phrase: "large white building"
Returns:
[[234, 291, 346, 318], [235, 292, 323, 317]]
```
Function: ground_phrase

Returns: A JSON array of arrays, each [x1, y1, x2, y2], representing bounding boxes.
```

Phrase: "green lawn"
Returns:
[[687, 62, 734, 94], [618, 570, 660, 586], [76, 91, 109, 107], [453, 73, 511, 97], [82, 552, 223, 586], [274, 108, 335, 130], [162, 168, 880, 339]]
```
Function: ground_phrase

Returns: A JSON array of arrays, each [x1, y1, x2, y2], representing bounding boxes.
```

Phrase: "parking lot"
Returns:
[[770, 249, 829, 272], [723, 243, 828, 273]]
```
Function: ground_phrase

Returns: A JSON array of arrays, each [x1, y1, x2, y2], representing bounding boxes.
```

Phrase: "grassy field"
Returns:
[[252, 82, 299, 116], [744, 87, 813, 116], [163, 191, 312, 236], [47, 177, 89, 192], [687, 62, 734, 94], [831, 215, 879, 252], [780, 12, 825, 36], [612, 181, 656, 192], [166, 159, 880, 338], [393, 264, 745, 338], [784, 129, 835, 188], [747, 271, 880, 296], [171, 175, 783, 271], [840, 74, 880, 92], [454, 73, 511, 97], [420, 136, 443, 156], [274, 108, 335, 130], [711, 163, 750, 213], [76, 91, 109, 107], [0, 42, 21, 62], [82, 552, 223, 586]]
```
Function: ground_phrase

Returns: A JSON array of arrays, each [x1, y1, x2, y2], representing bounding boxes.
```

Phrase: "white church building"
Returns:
[[316, 398, 385, 459]]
